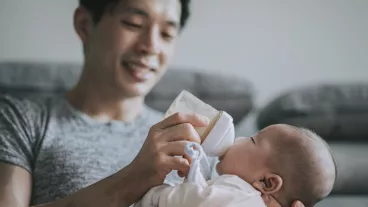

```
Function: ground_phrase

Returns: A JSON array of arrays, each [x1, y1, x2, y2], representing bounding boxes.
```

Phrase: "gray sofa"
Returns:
[[0, 62, 367, 207]]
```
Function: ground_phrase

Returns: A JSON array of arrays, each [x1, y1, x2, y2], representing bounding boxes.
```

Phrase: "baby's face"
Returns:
[[216, 131, 272, 184]]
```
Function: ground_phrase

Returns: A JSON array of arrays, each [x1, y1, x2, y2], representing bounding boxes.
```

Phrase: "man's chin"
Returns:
[[118, 80, 155, 97], [122, 89, 147, 98]]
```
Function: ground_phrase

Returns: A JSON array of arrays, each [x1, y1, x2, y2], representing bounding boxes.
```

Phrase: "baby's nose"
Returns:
[[235, 137, 247, 142]]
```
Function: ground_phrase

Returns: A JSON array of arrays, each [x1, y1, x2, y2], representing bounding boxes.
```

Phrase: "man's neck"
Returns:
[[66, 73, 145, 123]]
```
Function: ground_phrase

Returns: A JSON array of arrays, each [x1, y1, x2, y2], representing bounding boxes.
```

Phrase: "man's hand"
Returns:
[[128, 112, 209, 186]]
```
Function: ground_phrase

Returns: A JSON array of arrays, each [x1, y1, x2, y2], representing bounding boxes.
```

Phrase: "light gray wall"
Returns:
[[0, 0, 367, 107], [0, 1, 80, 62]]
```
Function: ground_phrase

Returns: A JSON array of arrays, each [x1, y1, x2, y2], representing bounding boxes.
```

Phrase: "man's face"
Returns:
[[216, 132, 272, 184], [81, 0, 181, 97]]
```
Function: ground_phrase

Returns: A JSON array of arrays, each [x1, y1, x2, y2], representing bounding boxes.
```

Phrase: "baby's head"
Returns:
[[216, 124, 336, 207]]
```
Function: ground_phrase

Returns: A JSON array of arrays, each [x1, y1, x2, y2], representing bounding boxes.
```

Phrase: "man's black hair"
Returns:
[[79, 0, 191, 28]]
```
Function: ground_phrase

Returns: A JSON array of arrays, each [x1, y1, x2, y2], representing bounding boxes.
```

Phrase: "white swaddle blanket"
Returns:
[[134, 143, 266, 207]]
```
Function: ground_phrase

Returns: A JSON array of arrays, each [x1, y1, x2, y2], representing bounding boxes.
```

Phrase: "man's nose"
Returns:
[[138, 26, 161, 55]]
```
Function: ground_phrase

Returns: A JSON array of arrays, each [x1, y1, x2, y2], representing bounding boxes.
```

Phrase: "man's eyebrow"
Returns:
[[121, 7, 179, 29], [123, 7, 149, 17], [250, 137, 256, 145], [167, 20, 179, 29]]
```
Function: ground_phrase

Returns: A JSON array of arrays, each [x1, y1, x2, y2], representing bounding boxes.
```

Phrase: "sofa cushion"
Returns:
[[0, 62, 81, 97], [257, 84, 368, 141], [330, 143, 368, 195], [0, 62, 254, 124]]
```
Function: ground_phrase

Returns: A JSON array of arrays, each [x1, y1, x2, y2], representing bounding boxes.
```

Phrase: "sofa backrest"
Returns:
[[257, 84, 368, 141], [0, 62, 254, 124]]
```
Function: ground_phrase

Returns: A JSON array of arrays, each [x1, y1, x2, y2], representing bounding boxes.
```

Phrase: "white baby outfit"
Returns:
[[134, 143, 266, 207]]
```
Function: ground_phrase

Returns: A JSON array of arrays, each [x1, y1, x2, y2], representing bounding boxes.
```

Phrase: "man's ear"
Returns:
[[252, 173, 283, 203], [74, 6, 94, 45]]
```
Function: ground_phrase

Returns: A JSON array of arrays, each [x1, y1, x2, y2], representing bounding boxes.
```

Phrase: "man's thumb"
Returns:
[[293, 201, 306, 207]]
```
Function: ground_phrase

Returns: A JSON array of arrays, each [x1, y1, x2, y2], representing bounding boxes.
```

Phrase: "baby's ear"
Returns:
[[252, 173, 283, 203]]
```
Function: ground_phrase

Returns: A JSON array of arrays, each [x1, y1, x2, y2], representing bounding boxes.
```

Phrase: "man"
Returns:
[[0, 0, 306, 207]]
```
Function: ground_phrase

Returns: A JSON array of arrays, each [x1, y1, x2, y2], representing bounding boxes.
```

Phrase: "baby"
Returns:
[[134, 124, 336, 207]]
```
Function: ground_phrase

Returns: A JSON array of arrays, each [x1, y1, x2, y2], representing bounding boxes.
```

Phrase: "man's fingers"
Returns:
[[161, 141, 191, 156], [161, 141, 193, 178], [177, 171, 185, 178], [291, 201, 306, 207], [169, 156, 190, 177], [155, 113, 210, 130], [161, 123, 201, 143], [183, 154, 192, 165]]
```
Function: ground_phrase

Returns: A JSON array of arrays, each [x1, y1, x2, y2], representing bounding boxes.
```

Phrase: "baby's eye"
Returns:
[[235, 137, 247, 142]]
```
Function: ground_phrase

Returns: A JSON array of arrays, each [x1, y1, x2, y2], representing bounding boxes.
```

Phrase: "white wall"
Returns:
[[0, 1, 80, 62], [1, 0, 367, 107]]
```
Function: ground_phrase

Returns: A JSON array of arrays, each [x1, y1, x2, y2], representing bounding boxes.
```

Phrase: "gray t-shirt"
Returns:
[[0, 95, 166, 205]]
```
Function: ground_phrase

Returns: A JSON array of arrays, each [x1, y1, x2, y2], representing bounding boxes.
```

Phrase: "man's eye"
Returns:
[[162, 33, 173, 39], [122, 21, 142, 28], [162, 32, 175, 41]]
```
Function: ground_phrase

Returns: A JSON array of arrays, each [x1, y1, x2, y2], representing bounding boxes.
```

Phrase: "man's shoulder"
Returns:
[[0, 94, 49, 115], [0, 94, 63, 130], [0, 95, 60, 172]]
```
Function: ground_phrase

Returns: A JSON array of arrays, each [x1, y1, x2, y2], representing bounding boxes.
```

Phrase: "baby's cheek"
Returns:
[[215, 162, 222, 174], [216, 160, 227, 175]]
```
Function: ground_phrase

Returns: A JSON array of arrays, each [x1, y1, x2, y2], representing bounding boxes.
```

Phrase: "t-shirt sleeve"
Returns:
[[0, 95, 37, 173]]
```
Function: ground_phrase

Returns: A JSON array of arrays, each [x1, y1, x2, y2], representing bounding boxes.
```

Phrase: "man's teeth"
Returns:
[[126, 62, 150, 71], [126, 63, 139, 70]]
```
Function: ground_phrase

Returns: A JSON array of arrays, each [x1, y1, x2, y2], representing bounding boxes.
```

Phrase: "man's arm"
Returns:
[[0, 156, 165, 207], [0, 149, 166, 207], [0, 163, 32, 207], [0, 162, 137, 207], [34, 162, 150, 207]]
